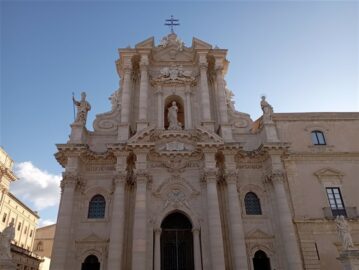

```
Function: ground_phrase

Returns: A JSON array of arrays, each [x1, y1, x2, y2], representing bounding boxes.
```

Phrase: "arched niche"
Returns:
[[164, 95, 185, 130]]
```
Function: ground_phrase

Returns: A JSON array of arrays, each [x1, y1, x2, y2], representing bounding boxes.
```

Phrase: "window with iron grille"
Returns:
[[311, 130, 326, 145], [326, 187, 347, 217], [88, 194, 106, 219], [244, 192, 262, 215]]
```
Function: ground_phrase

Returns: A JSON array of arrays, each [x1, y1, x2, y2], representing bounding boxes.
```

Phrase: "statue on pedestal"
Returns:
[[336, 215, 355, 250], [73, 92, 91, 125], [260, 96, 273, 122], [0, 221, 15, 261], [167, 101, 182, 130]]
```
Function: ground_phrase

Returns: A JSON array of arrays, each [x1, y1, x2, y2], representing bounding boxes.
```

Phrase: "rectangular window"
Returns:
[[17, 222, 22, 231], [2, 213, 7, 223], [326, 187, 347, 217]]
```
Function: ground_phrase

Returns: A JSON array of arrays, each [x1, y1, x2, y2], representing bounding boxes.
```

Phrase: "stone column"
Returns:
[[268, 169, 303, 270], [154, 228, 161, 270], [132, 149, 150, 270], [202, 149, 226, 270], [198, 53, 214, 131], [155, 85, 164, 129], [192, 228, 203, 270], [118, 61, 132, 141], [50, 172, 78, 270], [107, 171, 126, 270], [185, 84, 193, 129], [226, 171, 248, 270], [137, 54, 149, 131]]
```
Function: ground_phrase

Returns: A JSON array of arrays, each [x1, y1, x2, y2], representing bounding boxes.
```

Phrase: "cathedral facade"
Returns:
[[50, 33, 359, 270]]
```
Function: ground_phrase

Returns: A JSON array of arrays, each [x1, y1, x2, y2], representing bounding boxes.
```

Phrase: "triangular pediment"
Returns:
[[77, 233, 107, 243], [246, 229, 273, 239], [192, 37, 212, 50], [152, 46, 194, 62], [314, 168, 344, 180], [135, 36, 154, 49]]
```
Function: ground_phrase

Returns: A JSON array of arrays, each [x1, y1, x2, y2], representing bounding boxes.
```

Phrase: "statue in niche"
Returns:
[[335, 215, 354, 250], [73, 92, 91, 125], [260, 96, 273, 122], [167, 101, 182, 130], [0, 221, 15, 260]]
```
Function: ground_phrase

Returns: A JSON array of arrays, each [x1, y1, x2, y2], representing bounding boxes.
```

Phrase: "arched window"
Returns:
[[311, 130, 326, 145], [88, 195, 106, 219], [36, 241, 43, 251], [244, 192, 262, 215]]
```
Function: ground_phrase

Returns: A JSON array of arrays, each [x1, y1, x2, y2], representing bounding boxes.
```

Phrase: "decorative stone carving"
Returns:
[[0, 221, 15, 261], [152, 65, 195, 85], [336, 215, 355, 250], [73, 92, 91, 125], [159, 34, 184, 51], [163, 189, 190, 210]]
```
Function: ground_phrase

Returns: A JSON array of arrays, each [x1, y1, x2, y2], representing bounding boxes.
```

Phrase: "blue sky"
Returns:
[[1, 1, 358, 226]]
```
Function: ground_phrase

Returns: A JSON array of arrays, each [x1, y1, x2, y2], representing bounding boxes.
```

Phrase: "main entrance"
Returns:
[[81, 255, 100, 270], [253, 250, 271, 270], [161, 212, 194, 270]]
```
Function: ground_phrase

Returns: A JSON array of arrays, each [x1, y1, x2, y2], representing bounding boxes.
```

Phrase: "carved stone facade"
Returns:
[[51, 33, 359, 270]]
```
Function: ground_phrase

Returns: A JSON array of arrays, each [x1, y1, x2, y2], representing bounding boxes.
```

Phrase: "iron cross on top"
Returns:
[[165, 15, 180, 34]]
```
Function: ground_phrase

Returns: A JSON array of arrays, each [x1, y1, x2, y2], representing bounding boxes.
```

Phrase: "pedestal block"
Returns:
[[338, 249, 359, 270]]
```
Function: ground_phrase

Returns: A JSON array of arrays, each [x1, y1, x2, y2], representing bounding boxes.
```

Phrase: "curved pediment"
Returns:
[[127, 126, 224, 154]]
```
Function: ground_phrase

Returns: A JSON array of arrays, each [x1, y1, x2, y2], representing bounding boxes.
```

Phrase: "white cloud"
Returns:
[[11, 162, 61, 211]]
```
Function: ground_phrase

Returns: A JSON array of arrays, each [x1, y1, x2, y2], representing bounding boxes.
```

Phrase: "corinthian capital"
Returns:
[[266, 169, 285, 184], [225, 170, 238, 184], [201, 168, 218, 184], [60, 172, 80, 192], [135, 169, 151, 184]]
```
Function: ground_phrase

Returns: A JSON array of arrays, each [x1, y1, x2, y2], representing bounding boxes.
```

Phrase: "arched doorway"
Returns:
[[253, 250, 271, 270], [81, 255, 100, 270], [161, 212, 194, 270]]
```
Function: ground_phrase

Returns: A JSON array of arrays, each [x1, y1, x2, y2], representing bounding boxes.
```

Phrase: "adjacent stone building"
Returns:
[[50, 33, 359, 270], [0, 147, 44, 270]]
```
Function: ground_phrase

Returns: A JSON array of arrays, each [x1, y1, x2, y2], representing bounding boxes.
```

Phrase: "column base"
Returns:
[[136, 121, 149, 132], [69, 123, 88, 143], [201, 121, 215, 132], [118, 123, 130, 142], [338, 249, 359, 270], [219, 124, 233, 142]]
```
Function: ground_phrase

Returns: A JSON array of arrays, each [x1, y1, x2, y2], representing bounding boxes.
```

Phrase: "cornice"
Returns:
[[284, 151, 359, 161], [273, 112, 359, 121]]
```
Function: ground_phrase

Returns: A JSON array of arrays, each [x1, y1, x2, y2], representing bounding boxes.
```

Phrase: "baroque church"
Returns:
[[50, 31, 359, 270]]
